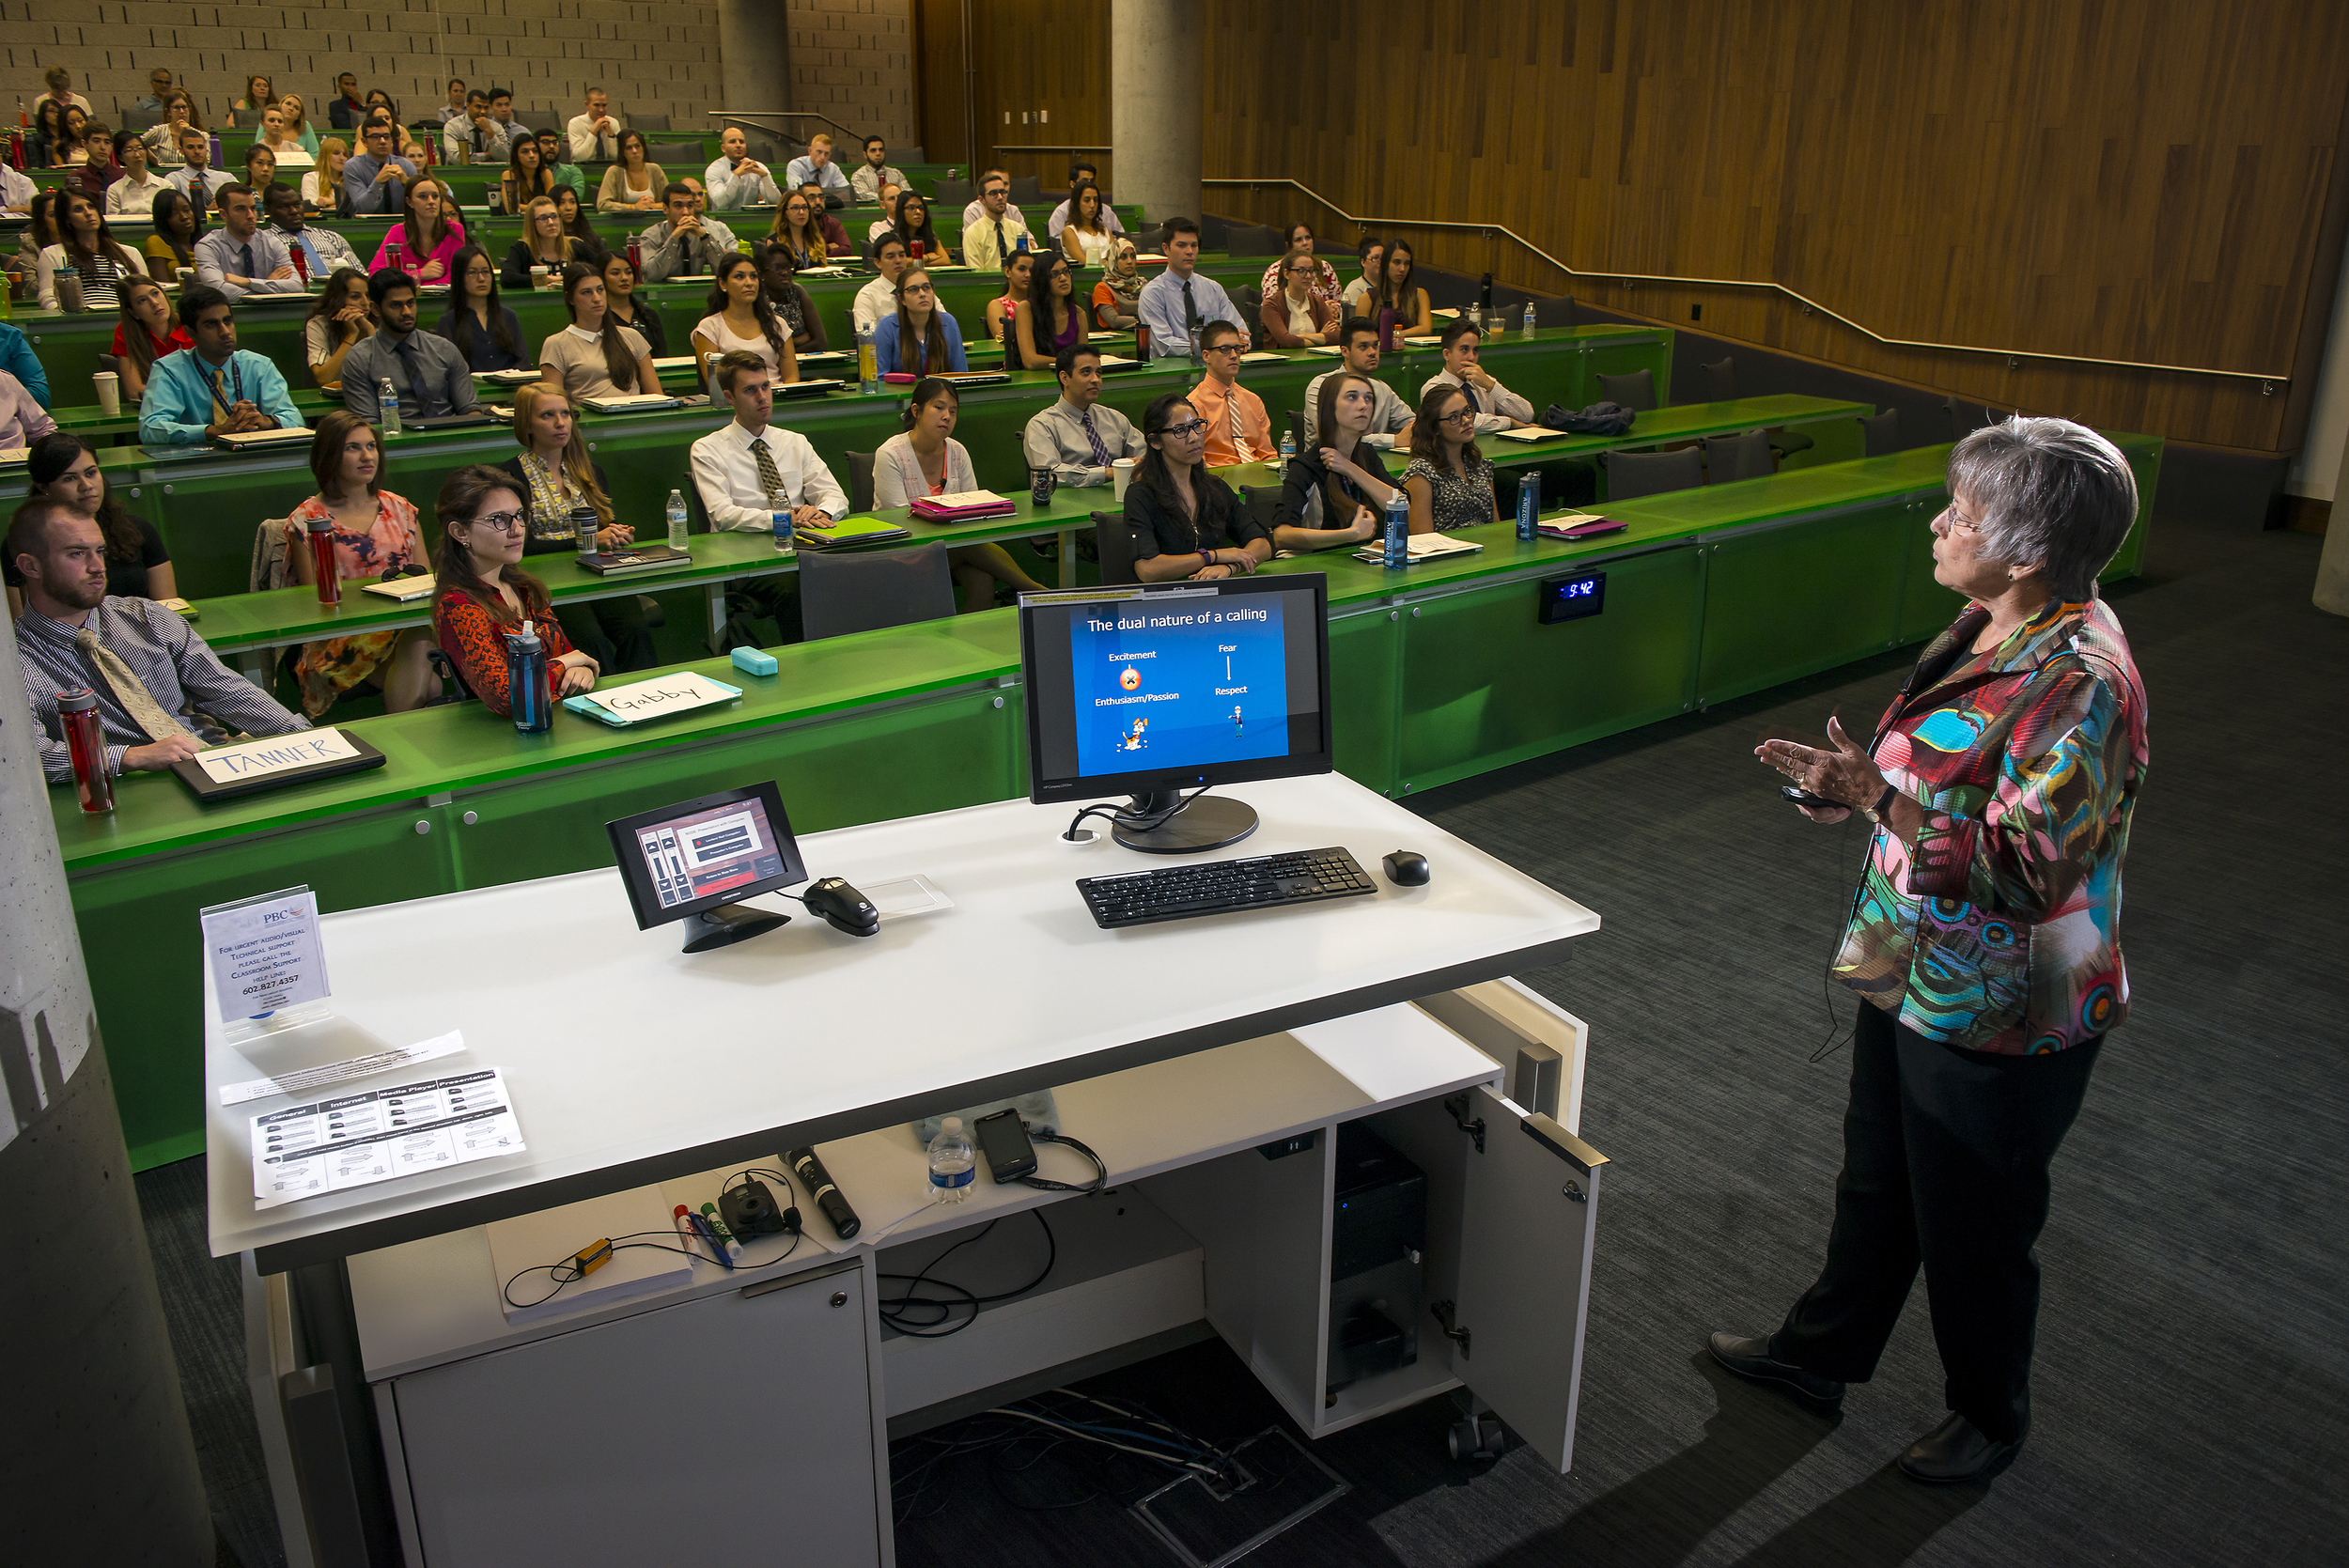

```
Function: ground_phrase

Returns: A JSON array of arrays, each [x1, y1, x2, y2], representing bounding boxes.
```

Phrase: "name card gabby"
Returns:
[[567, 672, 744, 728]]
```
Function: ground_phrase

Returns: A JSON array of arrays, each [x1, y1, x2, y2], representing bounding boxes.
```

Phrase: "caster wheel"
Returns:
[[1448, 1419, 1476, 1460]]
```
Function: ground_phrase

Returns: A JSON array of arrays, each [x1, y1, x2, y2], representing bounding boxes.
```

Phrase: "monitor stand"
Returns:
[[680, 903, 791, 953], [1112, 791, 1259, 854]]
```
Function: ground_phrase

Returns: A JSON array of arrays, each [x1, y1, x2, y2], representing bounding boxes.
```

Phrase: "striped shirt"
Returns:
[[14, 597, 308, 782]]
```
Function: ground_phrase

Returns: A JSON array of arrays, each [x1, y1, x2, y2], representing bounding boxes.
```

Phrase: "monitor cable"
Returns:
[[1064, 786, 1210, 843]]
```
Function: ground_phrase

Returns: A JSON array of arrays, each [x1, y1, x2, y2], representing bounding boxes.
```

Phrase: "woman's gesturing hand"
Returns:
[[1756, 713, 1885, 823]]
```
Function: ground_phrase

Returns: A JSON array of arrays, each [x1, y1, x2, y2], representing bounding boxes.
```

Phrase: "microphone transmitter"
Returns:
[[721, 1177, 798, 1239]]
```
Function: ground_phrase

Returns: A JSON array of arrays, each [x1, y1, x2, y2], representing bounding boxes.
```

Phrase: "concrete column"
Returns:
[[2316, 436, 2349, 614], [0, 626, 210, 1559], [717, 0, 794, 132], [1111, 0, 1202, 225]]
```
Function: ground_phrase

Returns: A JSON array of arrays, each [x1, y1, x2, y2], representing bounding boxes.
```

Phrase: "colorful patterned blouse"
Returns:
[[431, 582, 575, 719], [1833, 596, 2149, 1054]]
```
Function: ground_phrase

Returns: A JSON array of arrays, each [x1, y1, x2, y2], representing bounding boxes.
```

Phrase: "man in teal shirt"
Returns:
[[0, 320, 52, 408], [136, 285, 303, 446]]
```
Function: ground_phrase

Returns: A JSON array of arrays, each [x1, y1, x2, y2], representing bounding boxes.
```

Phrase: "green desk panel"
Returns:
[[1695, 496, 1915, 706], [1394, 542, 1706, 794], [1327, 607, 1403, 796]]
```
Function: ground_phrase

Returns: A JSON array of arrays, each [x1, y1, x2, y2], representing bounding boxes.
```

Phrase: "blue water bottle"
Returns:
[[505, 621, 552, 734], [1517, 471, 1541, 541], [1382, 492, 1408, 569]]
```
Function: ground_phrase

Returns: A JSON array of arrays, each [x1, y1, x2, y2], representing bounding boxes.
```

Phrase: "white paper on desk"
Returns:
[[1238, 351, 1285, 364], [194, 728, 361, 784], [252, 1067, 524, 1209], [219, 1029, 466, 1105], [202, 887, 332, 1023]]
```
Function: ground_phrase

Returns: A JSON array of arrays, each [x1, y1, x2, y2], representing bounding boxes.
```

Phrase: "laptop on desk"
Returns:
[[209, 426, 317, 452]]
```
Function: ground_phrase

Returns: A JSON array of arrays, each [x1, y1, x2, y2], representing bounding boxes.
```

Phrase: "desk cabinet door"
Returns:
[[391, 1260, 881, 1566], [1450, 1087, 1607, 1473]]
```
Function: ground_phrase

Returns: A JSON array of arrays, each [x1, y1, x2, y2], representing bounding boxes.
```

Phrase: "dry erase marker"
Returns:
[[698, 1203, 745, 1260], [672, 1204, 703, 1261], [686, 1211, 736, 1268]]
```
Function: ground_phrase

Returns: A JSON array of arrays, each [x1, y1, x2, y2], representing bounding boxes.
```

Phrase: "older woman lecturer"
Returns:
[[1711, 416, 2150, 1486]]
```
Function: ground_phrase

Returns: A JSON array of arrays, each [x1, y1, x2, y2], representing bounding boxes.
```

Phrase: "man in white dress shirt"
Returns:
[[849, 135, 906, 205], [1419, 319, 1532, 434], [165, 126, 233, 211], [1303, 318, 1417, 445], [689, 352, 848, 532], [567, 88, 623, 163], [704, 127, 782, 210], [854, 235, 910, 334]]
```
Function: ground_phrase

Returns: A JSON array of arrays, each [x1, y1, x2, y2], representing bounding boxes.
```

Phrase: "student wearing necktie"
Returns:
[[263, 181, 359, 278], [191, 184, 302, 301], [1022, 345, 1146, 486], [1136, 219, 1248, 359], [959, 173, 1033, 273], [136, 285, 303, 445], [1419, 318, 1534, 433], [1187, 322, 1277, 467], [334, 270, 480, 425]]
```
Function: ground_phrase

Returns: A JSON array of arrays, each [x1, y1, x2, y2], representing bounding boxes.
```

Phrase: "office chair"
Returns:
[[1860, 408, 1902, 458], [1703, 429, 1774, 484], [630, 112, 671, 132], [898, 145, 926, 163], [1602, 447, 1703, 501], [1092, 510, 1141, 585], [646, 142, 702, 167], [1006, 174, 1044, 206], [848, 451, 875, 512], [799, 542, 957, 641], [1699, 356, 1812, 458], [932, 178, 973, 210], [1227, 225, 1283, 257], [1238, 485, 1283, 541], [1597, 368, 1656, 411]]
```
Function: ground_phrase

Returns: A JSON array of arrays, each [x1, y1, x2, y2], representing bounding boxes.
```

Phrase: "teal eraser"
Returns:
[[731, 646, 779, 677]]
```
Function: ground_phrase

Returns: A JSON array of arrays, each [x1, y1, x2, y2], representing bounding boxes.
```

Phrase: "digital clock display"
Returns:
[[1538, 570, 1607, 624]]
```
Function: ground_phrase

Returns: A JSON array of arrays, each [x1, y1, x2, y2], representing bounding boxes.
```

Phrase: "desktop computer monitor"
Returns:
[[1019, 573, 1334, 852], [606, 781, 810, 951]]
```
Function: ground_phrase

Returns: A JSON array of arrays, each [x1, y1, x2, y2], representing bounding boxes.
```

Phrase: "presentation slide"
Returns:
[[635, 801, 786, 908], [1069, 597, 1291, 777]]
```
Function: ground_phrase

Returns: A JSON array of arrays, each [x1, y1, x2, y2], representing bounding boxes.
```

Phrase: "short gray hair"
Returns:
[[1946, 416, 2137, 600]]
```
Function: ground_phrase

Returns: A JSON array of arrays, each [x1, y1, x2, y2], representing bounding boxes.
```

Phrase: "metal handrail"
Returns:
[[991, 145, 1112, 154], [708, 110, 863, 147], [1206, 177, 2286, 389]]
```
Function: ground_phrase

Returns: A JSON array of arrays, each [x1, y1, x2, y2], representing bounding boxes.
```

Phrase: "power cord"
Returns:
[[1064, 786, 1210, 843], [878, 1207, 1057, 1338]]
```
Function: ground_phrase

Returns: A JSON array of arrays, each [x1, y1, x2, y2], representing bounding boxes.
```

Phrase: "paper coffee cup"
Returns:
[[531, 265, 551, 289], [1112, 458, 1136, 500], [92, 371, 119, 416]]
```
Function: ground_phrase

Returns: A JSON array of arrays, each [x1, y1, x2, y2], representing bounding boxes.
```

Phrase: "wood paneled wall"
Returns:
[[914, 0, 1112, 192], [1192, 0, 2349, 453]]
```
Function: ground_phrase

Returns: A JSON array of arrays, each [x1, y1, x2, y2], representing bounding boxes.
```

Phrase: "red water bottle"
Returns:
[[910, 238, 925, 262], [627, 234, 641, 274], [304, 516, 341, 606], [56, 689, 115, 814], [289, 242, 309, 285], [7, 130, 23, 170]]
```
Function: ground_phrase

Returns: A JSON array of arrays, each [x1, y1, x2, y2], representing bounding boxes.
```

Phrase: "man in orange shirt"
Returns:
[[1187, 321, 1276, 467]]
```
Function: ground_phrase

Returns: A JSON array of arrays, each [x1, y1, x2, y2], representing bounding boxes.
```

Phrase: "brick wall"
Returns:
[[0, 0, 915, 147], [0, 0, 724, 135], [784, 0, 911, 147]]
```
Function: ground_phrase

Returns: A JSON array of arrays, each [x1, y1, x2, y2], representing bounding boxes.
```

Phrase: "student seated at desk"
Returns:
[[599, 251, 667, 358], [596, 130, 664, 216], [1136, 218, 1249, 360], [890, 192, 943, 264], [1057, 181, 1115, 269], [959, 173, 1033, 275], [689, 350, 847, 536], [637, 182, 739, 284], [1258, 249, 1341, 349], [1341, 238, 1383, 314], [112, 278, 192, 402], [338, 269, 480, 424], [240, 144, 280, 196], [369, 174, 467, 282], [692, 253, 800, 385], [1256, 223, 1342, 307], [1404, 385, 1499, 535], [266, 180, 360, 277], [1368, 239, 1434, 340], [784, 133, 851, 207], [538, 262, 660, 401], [430, 466, 599, 717], [193, 182, 300, 301], [874, 377, 1049, 614], [1050, 164, 1125, 242], [302, 138, 354, 218], [849, 134, 906, 207], [538, 131, 589, 205], [1301, 318, 1416, 445], [1022, 345, 1145, 487], [282, 411, 437, 716], [872, 268, 969, 376], [143, 188, 202, 277], [1420, 318, 1532, 433], [1014, 254, 1089, 370], [985, 251, 1033, 350], [137, 284, 303, 446], [165, 126, 235, 211], [501, 383, 656, 673], [502, 195, 583, 289], [0, 368, 57, 451], [705, 128, 781, 211], [854, 235, 910, 334], [866, 184, 904, 245], [765, 190, 832, 272], [9, 497, 308, 783], [1275, 372, 1398, 553], [38, 190, 147, 310], [1092, 238, 1144, 331], [435, 244, 529, 373], [1188, 321, 1278, 468], [796, 181, 855, 256], [1124, 391, 1272, 583], [3, 434, 170, 618], [502, 137, 558, 219], [104, 131, 169, 218], [753, 241, 827, 354], [303, 268, 374, 390]]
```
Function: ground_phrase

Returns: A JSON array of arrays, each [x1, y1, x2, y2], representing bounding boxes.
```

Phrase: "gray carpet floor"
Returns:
[[138, 505, 2349, 1567]]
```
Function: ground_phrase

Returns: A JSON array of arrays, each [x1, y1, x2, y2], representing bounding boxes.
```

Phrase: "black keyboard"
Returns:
[[1079, 847, 1378, 928]]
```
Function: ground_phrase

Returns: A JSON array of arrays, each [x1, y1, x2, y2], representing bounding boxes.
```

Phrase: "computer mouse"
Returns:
[[1382, 850, 1431, 887], [802, 877, 880, 938]]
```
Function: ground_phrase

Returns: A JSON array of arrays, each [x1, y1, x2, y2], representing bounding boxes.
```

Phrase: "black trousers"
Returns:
[[1771, 1002, 2101, 1443]]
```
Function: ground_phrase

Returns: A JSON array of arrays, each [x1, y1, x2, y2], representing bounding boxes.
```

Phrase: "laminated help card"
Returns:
[[250, 1067, 525, 1209]]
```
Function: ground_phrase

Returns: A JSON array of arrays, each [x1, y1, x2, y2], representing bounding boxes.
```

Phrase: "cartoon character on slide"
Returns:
[[1231, 705, 1243, 737], [1119, 716, 1148, 751]]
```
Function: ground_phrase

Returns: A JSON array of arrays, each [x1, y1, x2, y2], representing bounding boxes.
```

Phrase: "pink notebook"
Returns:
[[910, 489, 1018, 521]]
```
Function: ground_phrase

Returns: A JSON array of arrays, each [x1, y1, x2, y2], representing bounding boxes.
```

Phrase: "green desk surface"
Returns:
[[58, 434, 2151, 875]]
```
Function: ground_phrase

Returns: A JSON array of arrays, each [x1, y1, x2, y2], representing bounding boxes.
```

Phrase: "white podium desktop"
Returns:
[[215, 775, 1609, 1567]]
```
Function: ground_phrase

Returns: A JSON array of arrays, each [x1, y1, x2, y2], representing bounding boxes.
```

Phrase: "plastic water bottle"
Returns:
[[927, 1116, 975, 1204], [665, 488, 689, 551], [1382, 492, 1408, 569], [1280, 426, 1298, 466], [856, 319, 879, 393], [505, 621, 552, 734], [1517, 471, 1541, 542], [378, 378, 401, 435], [769, 489, 791, 551], [1523, 299, 1537, 338]]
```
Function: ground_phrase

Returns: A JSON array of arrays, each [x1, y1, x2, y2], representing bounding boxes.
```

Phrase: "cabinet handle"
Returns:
[[413, 819, 431, 835], [831, 1291, 848, 1308]]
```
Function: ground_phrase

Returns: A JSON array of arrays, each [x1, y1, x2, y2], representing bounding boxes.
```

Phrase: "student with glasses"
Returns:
[[1402, 385, 1499, 534], [1259, 249, 1340, 348], [1187, 321, 1276, 467], [435, 244, 528, 372], [1125, 392, 1271, 582], [872, 268, 968, 375], [961, 173, 1034, 274], [430, 465, 599, 718], [1255, 223, 1341, 305]]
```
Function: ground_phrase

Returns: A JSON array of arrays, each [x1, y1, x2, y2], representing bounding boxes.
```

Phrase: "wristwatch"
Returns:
[[1863, 784, 1899, 826]]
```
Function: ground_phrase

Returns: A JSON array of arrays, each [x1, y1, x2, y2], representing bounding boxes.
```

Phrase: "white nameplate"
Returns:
[[195, 727, 361, 784], [581, 672, 742, 723]]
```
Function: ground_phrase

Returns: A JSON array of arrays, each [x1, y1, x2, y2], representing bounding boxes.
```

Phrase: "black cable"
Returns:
[[1018, 1131, 1107, 1194], [877, 1207, 1057, 1338], [1809, 796, 1875, 1064], [1063, 785, 1210, 842], [502, 1234, 707, 1310]]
